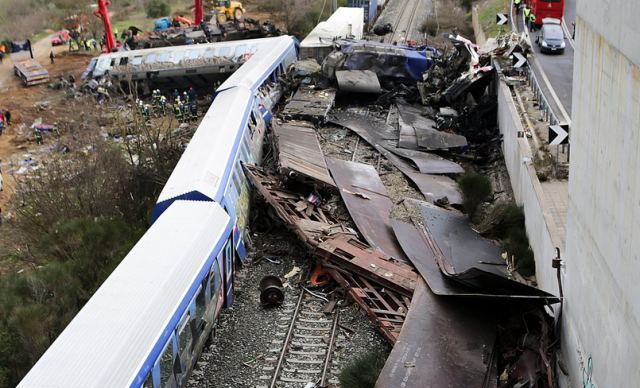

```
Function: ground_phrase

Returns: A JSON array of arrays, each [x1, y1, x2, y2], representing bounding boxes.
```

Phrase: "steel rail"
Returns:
[[319, 312, 340, 387], [269, 290, 306, 388]]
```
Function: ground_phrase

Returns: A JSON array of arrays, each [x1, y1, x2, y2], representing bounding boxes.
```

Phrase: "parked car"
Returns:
[[536, 18, 565, 54], [51, 30, 70, 46]]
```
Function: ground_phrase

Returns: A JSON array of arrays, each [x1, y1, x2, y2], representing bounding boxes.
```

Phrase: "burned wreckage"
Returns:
[[245, 34, 560, 387]]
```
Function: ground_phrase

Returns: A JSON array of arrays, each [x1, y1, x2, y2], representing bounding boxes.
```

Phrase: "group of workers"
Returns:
[[514, 0, 538, 31], [136, 87, 199, 123]]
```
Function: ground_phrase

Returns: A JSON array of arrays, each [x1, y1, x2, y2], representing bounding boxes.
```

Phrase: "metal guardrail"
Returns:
[[525, 65, 561, 125]]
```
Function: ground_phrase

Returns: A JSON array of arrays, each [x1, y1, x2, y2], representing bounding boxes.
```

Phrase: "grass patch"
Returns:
[[478, 0, 509, 37], [340, 351, 388, 388], [458, 171, 493, 221], [480, 202, 536, 277]]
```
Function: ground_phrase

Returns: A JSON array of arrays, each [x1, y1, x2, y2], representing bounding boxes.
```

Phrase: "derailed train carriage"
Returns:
[[18, 36, 298, 388]]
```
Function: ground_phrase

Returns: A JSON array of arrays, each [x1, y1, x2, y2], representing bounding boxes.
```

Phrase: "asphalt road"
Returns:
[[513, 2, 575, 121]]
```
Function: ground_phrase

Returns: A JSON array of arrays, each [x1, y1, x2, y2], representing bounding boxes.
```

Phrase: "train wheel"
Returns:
[[233, 8, 243, 21]]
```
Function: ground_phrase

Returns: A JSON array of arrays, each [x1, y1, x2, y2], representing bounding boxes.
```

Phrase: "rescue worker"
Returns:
[[514, 0, 521, 12], [529, 12, 537, 31], [523, 5, 531, 25], [183, 91, 190, 105], [159, 95, 167, 115], [34, 127, 43, 145], [50, 51, 55, 64], [190, 101, 197, 119], [5, 109, 11, 126], [173, 99, 183, 122], [142, 104, 150, 121]]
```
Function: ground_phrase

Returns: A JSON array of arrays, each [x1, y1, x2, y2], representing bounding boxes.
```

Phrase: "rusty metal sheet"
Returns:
[[282, 86, 336, 122], [316, 234, 417, 297], [273, 121, 335, 187], [328, 114, 463, 205], [396, 102, 468, 150], [375, 278, 497, 388], [335, 70, 382, 93], [326, 158, 409, 263], [409, 199, 559, 301], [243, 164, 350, 247], [324, 265, 409, 345]]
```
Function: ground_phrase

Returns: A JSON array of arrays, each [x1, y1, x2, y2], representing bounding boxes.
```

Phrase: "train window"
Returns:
[[225, 241, 233, 282], [110, 59, 115, 67], [159, 338, 175, 387], [178, 312, 193, 359], [234, 45, 247, 58], [132, 56, 143, 65], [195, 283, 206, 320], [219, 46, 232, 59], [119, 57, 128, 66], [145, 54, 157, 64]]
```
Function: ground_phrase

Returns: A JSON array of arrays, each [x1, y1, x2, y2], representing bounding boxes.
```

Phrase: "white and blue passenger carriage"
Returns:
[[19, 35, 299, 388]]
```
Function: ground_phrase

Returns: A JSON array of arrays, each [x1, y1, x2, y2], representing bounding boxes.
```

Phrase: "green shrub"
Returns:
[[145, 0, 170, 18], [340, 351, 388, 388], [458, 172, 493, 219], [481, 202, 536, 277]]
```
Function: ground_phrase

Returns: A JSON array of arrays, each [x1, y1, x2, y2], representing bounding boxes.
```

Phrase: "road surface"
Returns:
[[512, 2, 575, 121]]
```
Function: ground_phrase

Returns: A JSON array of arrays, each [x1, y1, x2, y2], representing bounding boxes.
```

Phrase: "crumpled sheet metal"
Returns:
[[273, 121, 335, 187], [335, 69, 382, 93], [388, 147, 465, 174], [329, 113, 463, 205], [326, 158, 409, 263], [316, 234, 417, 297], [324, 265, 410, 344], [327, 39, 438, 80], [243, 164, 349, 247], [408, 199, 559, 301], [375, 278, 498, 388], [396, 102, 468, 150], [282, 85, 336, 122]]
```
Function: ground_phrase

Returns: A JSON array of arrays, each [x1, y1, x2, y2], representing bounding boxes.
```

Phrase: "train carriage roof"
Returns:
[[217, 35, 297, 93], [18, 201, 231, 388], [154, 87, 254, 220]]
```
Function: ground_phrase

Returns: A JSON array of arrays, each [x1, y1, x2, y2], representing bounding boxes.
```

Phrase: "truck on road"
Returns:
[[10, 41, 50, 87]]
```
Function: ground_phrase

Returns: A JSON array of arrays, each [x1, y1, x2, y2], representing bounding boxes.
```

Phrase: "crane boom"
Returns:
[[94, 0, 116, 52], [195, 0, 203, 24]]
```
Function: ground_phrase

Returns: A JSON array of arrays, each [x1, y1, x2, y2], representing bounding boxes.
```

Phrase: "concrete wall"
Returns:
[[562, 1, 640, 386], [496, 82, 562, 295]]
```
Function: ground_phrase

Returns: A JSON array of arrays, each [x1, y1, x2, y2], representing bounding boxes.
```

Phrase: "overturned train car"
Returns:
[[18, 36, 298, 388]]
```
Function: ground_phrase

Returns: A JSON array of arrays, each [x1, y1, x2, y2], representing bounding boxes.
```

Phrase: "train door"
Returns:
[[223, 237, 234, 308]]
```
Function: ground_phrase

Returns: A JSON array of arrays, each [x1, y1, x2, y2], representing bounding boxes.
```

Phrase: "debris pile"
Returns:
[[241, 33, 560, 387]]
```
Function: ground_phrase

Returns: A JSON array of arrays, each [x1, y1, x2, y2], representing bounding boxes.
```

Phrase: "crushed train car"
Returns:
[[322, 39, 440, 81]]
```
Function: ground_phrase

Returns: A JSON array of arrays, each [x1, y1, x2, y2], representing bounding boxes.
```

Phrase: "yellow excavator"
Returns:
[[213, 0, 245, 23]]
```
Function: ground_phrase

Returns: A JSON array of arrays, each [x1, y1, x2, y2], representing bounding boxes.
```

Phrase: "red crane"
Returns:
[[94, 0, 116, 52], [195, 0, 203, 25]]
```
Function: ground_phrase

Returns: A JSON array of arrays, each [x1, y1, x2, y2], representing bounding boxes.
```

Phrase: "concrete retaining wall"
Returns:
[[496, 81, 562, 295]]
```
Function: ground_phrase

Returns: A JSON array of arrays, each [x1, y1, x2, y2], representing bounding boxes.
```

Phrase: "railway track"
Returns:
[[260, 289, 341, 388], [386, 0, 423, 44]]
